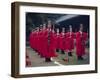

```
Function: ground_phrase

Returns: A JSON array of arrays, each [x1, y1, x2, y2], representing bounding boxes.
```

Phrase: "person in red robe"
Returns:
[[40, 23, 48, 58], [55, 28, 60, 53], [65, 25, 75, 56], [48, 28, 58, 57], [76, 24, 88, 60], [29, 28, 38, 51], [29, 29, 35, 50], [35, 27, 40, 54], [44, 20, 57, 62], [37, 26, 43, 56], [59, 27, 66, 54]]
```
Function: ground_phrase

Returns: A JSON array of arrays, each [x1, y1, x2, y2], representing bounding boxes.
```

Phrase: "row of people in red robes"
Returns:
[[29, 22, 88, 62]]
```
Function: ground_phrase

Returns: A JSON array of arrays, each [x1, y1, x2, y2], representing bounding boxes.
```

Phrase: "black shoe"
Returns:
[[80, 56, 84, 60], [56, 49, 59, 52], [78, 56, 81, 60], [62, 58, 69, 62], [68, 52, 72, 56], [45, 58, 52, 62], [61, 50, 65, 54], [78, 56, 84, 60], [45, 58, 48, 62]]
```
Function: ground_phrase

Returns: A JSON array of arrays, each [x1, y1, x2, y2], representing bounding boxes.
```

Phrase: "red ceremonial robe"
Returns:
[[33, 32, 36, 50], [65, 32, 75, 52], [59, 33, 66, 50], [41, 29, 48, 58], [39, 29, 48, 57], [37, 31, 43, 55], [76, 32, 88, 56], [35, 31, 39, 52], [43, 29, 57, 58], [47, 31, 58, 57], [55, 33, 60, 50]]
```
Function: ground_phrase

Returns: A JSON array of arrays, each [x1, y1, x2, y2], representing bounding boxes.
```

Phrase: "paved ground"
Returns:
[[26, 47, 89, 67]]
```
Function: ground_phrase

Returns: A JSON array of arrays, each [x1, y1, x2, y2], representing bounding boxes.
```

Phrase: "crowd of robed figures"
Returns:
[[28, 21, 88, 63]]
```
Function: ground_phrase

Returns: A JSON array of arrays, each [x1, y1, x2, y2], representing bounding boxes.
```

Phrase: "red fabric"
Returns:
[[47, 31, 58, 58], [37, 30, 47, 57], [59, 33, 66, 50], [43, 29, 57, 58], [65, 32, 75, 51], [76, 32, 88, 56], [37, 31, 42, 55], [40, 29, 48, 57], [33, 32, 37, 50], [29, 29, 58, 58], [55, 34, 60, 49], [35, 32, 39, 51]]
